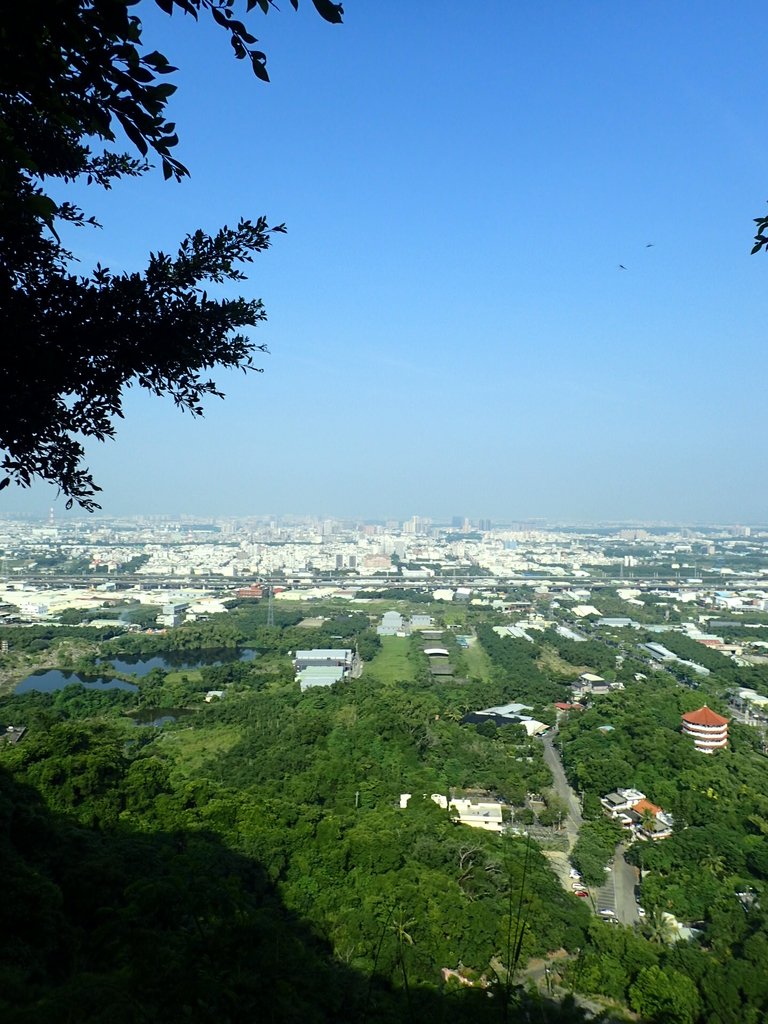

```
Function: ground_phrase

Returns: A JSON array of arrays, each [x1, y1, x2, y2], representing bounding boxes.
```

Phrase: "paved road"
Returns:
[[612, 846, 639, 925], [541, 737, 639, 926], [541, 735, 582, 851], [590, 846, 638, 925], [592, 866, 615, 917]]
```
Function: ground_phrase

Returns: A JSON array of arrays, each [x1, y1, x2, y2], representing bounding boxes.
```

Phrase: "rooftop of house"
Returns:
[[481, 702, 534, 716], [295, 648, 352, 661], [682, 705, 729, 727], [602, 787, 645, 807], [632, 798, 663, 818], [0, 725, 26, 745]]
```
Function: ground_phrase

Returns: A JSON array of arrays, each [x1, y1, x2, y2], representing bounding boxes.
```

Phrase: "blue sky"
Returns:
[[10, 2, 768, 522]]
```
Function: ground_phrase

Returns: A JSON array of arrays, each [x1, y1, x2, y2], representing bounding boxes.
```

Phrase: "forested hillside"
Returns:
[[1, 604, 599, 1022], [2, 600, 768, 1022], [556, 678, 768, 1021]]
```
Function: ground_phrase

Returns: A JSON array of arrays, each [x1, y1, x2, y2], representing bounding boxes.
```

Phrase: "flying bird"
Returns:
[[618, 264, 627, 270], [645, 243, 654, 248]]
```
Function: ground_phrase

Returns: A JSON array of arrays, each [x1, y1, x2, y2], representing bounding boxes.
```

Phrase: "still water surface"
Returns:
[[15, 648, 257, 693], [104, 647, 258, 676], [16, 670, 139, 694]]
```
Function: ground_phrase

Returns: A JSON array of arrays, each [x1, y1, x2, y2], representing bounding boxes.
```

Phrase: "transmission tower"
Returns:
[[266, 585, 275, 628]]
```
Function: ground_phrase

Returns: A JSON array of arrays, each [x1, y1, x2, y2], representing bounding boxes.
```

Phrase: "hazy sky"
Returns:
[[9, 2, 768, 522]]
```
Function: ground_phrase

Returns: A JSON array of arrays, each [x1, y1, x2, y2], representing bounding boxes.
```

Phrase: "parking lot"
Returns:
[[592, 869, 617, 919], [589, 850, 639, 925]]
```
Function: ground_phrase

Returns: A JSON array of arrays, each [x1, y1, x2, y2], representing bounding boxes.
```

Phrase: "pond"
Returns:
[[14, 648, 258, 694], [101, 647, 258, 676], [16, 670, 139, 694]]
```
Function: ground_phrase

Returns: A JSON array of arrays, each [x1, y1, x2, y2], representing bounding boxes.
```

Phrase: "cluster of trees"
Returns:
[[570, 819, 623, 887], [0, 622, 123, 654], [648, 630, 768, 696], [554, 672, 768, 1021], [476, 625, 571, 706], [309, 611, 381, 662], [541, 631, 617, 678], [5, 602, 768, 1021], [119, 600, 385, 662], [202, 675, 553, 813], [57, 608, 103, 625], [567, 922, 702, 1024], [0, 754, 382, 1022], [648, 631, 738, 673], [567, 895, 768, 1023], [15, 551, 96, 573], [591, 591, 681, 625], [0, 683, 137, 730], [57, 602, 160, 628], [356, 589, 434, 603], [715, 622, 768, 642], [1, 621, 600, 1020], [114, 554, 151, 574], [535, 791, 569, 829]]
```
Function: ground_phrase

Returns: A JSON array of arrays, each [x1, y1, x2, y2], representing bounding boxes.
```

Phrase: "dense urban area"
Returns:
[[2, 513, 768, 1022]]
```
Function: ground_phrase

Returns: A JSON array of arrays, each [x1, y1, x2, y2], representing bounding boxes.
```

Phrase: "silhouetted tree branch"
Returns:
[[0, 0, 343, 507]]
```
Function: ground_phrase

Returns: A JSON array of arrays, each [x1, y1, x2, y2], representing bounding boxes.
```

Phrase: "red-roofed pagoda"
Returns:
[[681, 705, 729, 753]]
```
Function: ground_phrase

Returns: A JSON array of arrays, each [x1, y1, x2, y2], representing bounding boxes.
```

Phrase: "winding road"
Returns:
[[540, 734, 639, 925]]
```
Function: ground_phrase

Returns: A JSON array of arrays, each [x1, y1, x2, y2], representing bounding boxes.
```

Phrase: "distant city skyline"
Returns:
[[1, 503, 766, 533], [5, 4, 768, 523]]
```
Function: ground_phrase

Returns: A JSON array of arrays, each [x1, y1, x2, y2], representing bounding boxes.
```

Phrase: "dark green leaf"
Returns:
[[251, 54, 270, 82], [311, 0, 343, 23]]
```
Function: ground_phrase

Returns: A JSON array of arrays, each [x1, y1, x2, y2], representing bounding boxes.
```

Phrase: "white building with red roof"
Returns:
[[681, 705, 729, 753]]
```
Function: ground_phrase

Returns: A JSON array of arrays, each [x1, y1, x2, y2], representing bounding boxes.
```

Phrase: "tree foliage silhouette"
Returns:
[[0, 0, 343, 508]]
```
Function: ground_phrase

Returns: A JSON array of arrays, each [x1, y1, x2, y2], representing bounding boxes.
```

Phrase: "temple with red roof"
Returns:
[[681, 705, 729, 753]]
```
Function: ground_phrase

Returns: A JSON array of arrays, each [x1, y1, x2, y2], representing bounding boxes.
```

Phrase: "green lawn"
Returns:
[[164, 668, 204, 685], [462, 639, 494, 681], [364, 635, 414, 685]]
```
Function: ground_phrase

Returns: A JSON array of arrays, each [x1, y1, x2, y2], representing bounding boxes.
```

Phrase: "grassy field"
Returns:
[[164, 668, 204, 685], [537, 647, 584, 677], [462, 639, 494, 681], [159, 723, 242, 777], [439, 606, 469, 627], [364, 636, 415, 685]]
